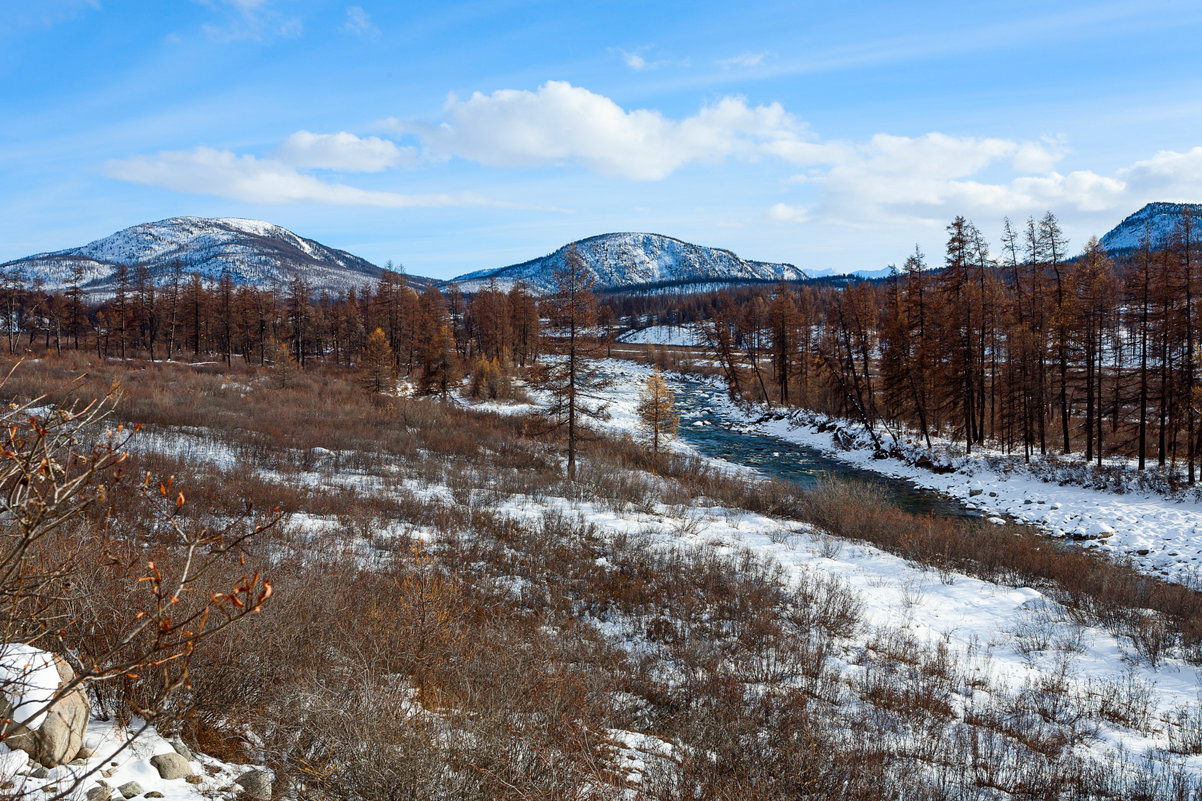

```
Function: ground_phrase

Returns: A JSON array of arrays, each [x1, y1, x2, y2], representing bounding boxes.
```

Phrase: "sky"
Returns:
[[4, 0, 1202, 279]]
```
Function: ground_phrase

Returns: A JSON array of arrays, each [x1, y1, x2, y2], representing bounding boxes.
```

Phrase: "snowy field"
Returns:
[[463, 380, 1202, 783], [106, 365, 1202, 792]]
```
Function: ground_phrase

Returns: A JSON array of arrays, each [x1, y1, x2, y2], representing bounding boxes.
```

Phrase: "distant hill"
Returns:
[[1100, 202, 1202, 252], [448, 232, 805, 293], [0, 217, 418, 295]]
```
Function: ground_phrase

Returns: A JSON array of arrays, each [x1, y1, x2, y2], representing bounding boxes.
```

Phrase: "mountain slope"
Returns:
[[1, 217, 397, 294], [1100, 202, 1202, 252], [450, 233, 804, 293]]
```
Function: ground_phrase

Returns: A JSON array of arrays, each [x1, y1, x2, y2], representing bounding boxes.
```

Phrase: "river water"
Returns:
[[665, 373, 981, 519]]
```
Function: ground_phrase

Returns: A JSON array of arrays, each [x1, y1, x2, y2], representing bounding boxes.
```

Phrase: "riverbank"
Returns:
[[595, 358, 1202, 584]]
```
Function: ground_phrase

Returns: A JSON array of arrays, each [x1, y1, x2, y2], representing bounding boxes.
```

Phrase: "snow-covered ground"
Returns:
[[616, 324, 700, 346], [0, 711, 265, 801], [466, 459, 1202, 786], [109, 367, 1202, 793], [592, 359, 1202, 584]]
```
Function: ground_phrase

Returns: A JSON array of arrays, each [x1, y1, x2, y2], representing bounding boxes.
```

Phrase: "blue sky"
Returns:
[[4, 0, 1202, 278]]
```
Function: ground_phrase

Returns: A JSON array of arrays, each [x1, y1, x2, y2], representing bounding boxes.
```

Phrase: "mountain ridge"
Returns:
[[1099, 202, 1202, 252], [0, 216, 397, 295], [449, 232, 805, 293]]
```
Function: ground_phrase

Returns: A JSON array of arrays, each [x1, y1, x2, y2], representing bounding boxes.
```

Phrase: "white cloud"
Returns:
[[718, 51, 768, 68], [767, 203, 809, 223], [622, 50, 647, 70], [104, 147, 484, 208], [402, 81, 814, 180], [341, 5, 378, 38], [277, 131, 411, 172]]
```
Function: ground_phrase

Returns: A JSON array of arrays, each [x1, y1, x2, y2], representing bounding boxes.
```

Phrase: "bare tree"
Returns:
[[541, 245, 607, 481]]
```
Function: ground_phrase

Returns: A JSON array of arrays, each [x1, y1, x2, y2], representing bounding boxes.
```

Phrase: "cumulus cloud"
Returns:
[[276, 131, 412, 172], [399, 81, 813, 180], [341, 5, 378, 38], [104, 147, 483, 208]]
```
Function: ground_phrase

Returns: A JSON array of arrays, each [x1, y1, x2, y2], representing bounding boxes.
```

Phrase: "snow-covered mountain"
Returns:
[[0, 217, 394, 294], [449, 233, 805, 293], [1100, 202, 1202, 252]]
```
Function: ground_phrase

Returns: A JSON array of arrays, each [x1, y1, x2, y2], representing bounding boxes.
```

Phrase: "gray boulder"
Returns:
[[0, 652, 88, 766], [235, 768, 272, 800], [85, 787, 112, 801], [168, 736, 192, 761], [149, 752, 194, 780], [118, 780, 144, 799]]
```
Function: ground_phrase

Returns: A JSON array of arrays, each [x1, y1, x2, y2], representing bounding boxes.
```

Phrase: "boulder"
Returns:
[[118, 781, 144, 799], [0, 648, 88, 767], [85, 788, 112, 801], [168, 736, 192, 761], [149, 752, 194, 780], [235, 769, 272, 800]]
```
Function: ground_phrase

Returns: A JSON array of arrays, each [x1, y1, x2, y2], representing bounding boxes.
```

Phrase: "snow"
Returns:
[[616, 324, 700, 346], [0, 645, 61, 730], [6, 717, 268, 801]]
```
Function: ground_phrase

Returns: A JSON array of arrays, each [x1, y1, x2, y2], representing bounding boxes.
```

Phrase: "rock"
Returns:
[[146, 794, 164, 799], [150, 752, 194, 780], [169, 736, 193, 761], [118, 780, 144, 798], [86, 787, 113, 801], [77, 747, 95, 759], [969, 489, 984, 497], [30, 767, 49, 779], [235, 769, 272, 800], [0, 651, 89, 767], [185, 775, 202, 785]]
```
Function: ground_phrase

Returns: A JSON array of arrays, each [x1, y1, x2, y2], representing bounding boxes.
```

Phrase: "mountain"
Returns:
[[449, 232, 805, 293], [0, 217, 400, 295], [804, 265, 895, 281], [1100, 202, 1202, 252]]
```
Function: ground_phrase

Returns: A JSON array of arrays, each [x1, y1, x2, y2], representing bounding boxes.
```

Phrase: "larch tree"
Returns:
[[360, 327, 396, 394], [637, 368, 679, 470], [542, 244, 607, 481]]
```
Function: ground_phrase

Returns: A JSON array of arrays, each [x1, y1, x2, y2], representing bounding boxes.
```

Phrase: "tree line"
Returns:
[[0, 264, 541, 396], [678, 210, 1202, 480]]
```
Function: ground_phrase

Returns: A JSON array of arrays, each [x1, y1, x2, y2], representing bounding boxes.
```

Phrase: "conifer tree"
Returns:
[[361, 327, 396, 393], [542, 244, 607, 481], [637, 368, 679, 469]]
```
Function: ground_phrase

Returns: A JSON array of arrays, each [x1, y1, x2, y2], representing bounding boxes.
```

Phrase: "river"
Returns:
[[661, 372, 982, 519]]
